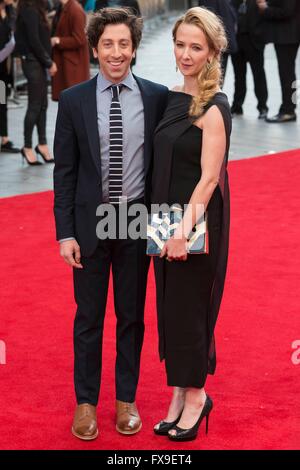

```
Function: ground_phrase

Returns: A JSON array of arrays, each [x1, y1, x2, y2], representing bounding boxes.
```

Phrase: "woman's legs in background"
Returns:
[[21, 58, 51, 162], [36, 73, 53, 160]]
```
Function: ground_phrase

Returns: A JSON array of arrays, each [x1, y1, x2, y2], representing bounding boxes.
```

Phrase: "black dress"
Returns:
[[152, 91, 231, 388]]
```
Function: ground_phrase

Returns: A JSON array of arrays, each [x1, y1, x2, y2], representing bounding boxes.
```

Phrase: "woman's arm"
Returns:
[[0, 35, 15, 63], [177, 105, 226, 237], [54, 9, 87, 50]]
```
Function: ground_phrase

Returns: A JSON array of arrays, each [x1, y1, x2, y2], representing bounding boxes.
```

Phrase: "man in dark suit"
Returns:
[[257, 0, 300, 123], [231, 0, 268, 118], [53, 7, 168, 440], [198, 0, 238, 78]]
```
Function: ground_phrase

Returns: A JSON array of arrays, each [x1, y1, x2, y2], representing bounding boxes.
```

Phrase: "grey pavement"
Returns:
[[0, 12, 299, 198]]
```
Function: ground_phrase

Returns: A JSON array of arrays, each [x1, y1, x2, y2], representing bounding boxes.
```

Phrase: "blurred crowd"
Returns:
[[0, 0, 141, 162], [0, 0, 299, 162], [198, 0, 300, 123]]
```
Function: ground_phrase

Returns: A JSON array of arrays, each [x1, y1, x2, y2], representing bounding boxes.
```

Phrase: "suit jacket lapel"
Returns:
[[81, 75, 102, 178], [134, 75, 155, 176]]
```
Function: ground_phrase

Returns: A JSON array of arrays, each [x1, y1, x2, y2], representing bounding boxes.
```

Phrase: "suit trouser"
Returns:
[[73, 203, 150, 405], [231, 34, 268, 112], [221, 52, 229, 85], [274, 43, 299, 115]]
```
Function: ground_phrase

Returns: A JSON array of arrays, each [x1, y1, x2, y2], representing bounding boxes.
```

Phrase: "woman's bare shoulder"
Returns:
[[171, 85, 184, 92], [194, 105, 224, 131]]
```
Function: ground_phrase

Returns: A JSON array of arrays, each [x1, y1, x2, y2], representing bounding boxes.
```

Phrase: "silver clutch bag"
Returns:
[[147, 205, 209, 256]]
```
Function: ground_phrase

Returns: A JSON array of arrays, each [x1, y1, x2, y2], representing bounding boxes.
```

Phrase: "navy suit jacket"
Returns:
[[53, 74, 168, 256]]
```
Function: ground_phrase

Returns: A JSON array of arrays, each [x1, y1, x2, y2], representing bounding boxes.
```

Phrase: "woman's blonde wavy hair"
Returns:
[[173, 7, 228, 118]]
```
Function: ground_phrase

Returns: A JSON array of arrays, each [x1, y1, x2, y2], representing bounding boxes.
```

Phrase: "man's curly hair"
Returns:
[[87, 7, 143, 51]]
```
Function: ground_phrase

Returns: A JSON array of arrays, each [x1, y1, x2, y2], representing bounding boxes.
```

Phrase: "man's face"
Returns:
[[93, 23, 136, 83]]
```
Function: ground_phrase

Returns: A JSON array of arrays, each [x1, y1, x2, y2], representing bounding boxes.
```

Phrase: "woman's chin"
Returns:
[[180, 70, 197, 78]]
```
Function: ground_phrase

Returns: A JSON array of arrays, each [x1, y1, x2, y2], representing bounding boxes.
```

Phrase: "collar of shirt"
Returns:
[[96, 69, 135, 93]]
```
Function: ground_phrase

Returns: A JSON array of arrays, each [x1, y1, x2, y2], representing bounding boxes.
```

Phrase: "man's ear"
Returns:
[[132, 49, 136, 59], [92, 48, 98, 59]]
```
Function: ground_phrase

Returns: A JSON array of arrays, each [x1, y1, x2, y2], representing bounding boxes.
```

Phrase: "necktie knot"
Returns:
[[111, 84, 123, 101]]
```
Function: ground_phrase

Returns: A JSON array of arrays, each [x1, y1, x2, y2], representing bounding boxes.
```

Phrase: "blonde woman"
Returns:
[[151, 7, 231, 442]]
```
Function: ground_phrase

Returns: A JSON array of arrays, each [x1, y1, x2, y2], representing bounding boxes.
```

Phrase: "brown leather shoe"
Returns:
[[71, 404, 98, 440], [116, 400, 142, 435]]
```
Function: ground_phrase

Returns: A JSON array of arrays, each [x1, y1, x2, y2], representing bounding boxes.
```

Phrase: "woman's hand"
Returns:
[[160, 237, 188, 262], [49, 61, 57, 76], [51, 36, 60, 47]]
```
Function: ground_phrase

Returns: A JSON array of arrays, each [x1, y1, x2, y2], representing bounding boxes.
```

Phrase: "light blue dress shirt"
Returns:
[[96, 70, 145, 203]]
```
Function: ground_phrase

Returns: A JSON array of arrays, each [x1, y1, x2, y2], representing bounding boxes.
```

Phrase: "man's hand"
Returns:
[[60, 240, 83, 269]]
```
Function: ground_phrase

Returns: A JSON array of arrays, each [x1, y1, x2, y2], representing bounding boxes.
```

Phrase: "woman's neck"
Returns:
[[183, 76, 199, 97]]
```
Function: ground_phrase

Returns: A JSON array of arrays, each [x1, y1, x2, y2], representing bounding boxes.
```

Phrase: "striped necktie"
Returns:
[[109, 84, 123, 204]]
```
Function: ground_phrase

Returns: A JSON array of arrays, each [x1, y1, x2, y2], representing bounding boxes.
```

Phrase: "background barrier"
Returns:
[[138, 0, 166, 17]]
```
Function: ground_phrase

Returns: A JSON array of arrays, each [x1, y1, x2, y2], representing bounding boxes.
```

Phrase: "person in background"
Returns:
[[257, 0, 300, 123], [79, 0, 96, 12], [231, 0, 268, 119], [47, 0, 59, 18], [15, 0, 57, 165], [95, 1, 140, 16], [116, 1, 140, 16], [198, 0, 238, 79], [95, 0, 107, 9], [0, 0, 19, 154], [51, 0, 90, 102]]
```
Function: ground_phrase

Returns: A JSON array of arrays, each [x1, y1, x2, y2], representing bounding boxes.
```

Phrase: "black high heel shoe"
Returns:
[[35, 145, 54, 163], [153, 410, 183, 436], [168, 395, 213, 442], [21, 148, 42, 166]]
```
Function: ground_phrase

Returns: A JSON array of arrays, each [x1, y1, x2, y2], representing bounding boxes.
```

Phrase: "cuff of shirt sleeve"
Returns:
[[59, 237, 76, 243]]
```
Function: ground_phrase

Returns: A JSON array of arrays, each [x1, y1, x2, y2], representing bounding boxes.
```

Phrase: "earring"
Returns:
[[176, 65, 178, 72]]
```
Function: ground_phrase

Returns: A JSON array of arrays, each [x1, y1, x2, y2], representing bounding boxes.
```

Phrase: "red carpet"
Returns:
[[0, 149, 300, 450]]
